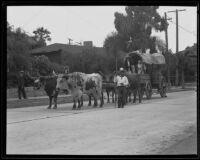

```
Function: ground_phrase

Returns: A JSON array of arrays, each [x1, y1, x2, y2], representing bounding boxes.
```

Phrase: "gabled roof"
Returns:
[[30, 43, 105, 54]]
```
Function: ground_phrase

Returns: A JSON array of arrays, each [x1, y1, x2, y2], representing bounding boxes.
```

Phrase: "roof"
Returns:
[[128, 51, 166, 64], [30, 43, 106, 55], [177, 43, 197, 57]]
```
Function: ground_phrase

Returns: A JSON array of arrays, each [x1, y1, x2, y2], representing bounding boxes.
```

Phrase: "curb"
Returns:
[[7, 88, 195, 109]]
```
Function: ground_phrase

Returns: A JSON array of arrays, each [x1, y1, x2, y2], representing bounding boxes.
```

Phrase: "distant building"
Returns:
[[177, 43, 197, 70], [176, 43, 197, 82], [30, 43, 106, 64], [83, 41, 93, 47]]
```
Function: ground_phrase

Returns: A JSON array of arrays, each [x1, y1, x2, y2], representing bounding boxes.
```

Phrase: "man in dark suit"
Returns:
[[17, 70, 27, 99]]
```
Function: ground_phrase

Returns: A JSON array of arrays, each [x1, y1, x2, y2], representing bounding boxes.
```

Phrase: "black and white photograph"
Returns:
[[5, 4, 198, 157]]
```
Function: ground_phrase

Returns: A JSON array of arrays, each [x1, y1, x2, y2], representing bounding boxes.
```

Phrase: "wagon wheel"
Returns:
[[160, 78, 167, 98], [145, 81, 152, 99]]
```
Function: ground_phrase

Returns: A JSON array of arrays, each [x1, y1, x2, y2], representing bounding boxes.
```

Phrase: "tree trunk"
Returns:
[[181, 69, 185, 89], [115, 55, 118, 73], [175, 67, 179, 86], [167, 53, 171, 88]]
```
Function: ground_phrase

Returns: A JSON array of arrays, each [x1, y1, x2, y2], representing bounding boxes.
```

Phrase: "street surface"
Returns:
[[7, 90, 197, 155]]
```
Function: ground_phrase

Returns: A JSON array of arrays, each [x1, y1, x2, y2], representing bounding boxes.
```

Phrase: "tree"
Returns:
[[31, 55, 52, 76], [103, 32, 127, 72], [176, 43, 197, 87], [33, 27, 51, 47], [113, 6, 166, 53], [7, 22, 34, 72]]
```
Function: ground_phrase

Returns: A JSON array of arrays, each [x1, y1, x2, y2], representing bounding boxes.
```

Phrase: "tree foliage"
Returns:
[[31, 55, 66, 76], [103, 32, 127, 55], [33, 27, 52, 48], [7, 22, 35, 72], [176, 43, 197, 82], [104, 6, 166, 53]]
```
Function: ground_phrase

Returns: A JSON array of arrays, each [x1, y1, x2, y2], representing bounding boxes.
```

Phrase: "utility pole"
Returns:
[[164, 12, 172, 88], [168, 9, 186, 87], [68, 38, 73, 45]]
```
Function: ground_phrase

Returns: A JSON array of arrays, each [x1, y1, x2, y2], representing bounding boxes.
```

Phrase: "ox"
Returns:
[[126, 73, 142, 103], [34, 76, 59, 109], [56, 73, 84, 110], [123, 54, 143, 103], [102, 73, 117, 103], [56, 72, 104, 109]]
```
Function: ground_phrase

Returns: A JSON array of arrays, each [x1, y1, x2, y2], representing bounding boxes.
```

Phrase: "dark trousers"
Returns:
[[117, 86, 127, 108], [18, 86, 27, 99]]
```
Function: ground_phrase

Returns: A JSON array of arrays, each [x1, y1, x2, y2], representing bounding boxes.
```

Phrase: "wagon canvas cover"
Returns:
[[128, 51, 166, 64]]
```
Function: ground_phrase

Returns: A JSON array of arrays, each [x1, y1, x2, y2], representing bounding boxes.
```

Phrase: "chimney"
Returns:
[[83, 41, 93, 47]]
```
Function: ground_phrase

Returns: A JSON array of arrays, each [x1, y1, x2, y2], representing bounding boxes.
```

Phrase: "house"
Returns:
[[30, 42, 107, 64], [176, 43, 197, 82], [177, 43, 197, 70]]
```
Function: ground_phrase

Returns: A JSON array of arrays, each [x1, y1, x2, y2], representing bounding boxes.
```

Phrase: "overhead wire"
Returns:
[[20, 7, 197, 47], [22, 7, 46, 28], [166, 16, 197, 37], [62, 7, 109, 45]]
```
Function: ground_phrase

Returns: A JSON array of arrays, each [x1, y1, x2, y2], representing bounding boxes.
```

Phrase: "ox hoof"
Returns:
[[53, 107, 57, 109], [47, 106, 51, 109]]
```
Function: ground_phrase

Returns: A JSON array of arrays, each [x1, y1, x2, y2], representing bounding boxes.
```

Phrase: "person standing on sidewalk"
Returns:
[[64, 65, 69, 74], [17, 70, 27, 99], [114, 68, 129, 108]]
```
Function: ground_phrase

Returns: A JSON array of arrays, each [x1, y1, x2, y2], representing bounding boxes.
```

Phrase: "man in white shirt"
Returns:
[[114, 68, 129, 108]]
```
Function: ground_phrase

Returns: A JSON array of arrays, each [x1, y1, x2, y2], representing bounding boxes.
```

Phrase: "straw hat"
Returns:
[[119, 67, 125, 72]]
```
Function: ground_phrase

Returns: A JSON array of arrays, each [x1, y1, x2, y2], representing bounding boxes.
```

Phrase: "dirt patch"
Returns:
[[159, 132, 197, 155], [158, 125, 197, 155]]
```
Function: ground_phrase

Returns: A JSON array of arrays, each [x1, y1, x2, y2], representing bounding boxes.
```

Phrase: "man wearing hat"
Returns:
[[114, 67, 129, 108], [64, 65, 69, 74], [17, 70, 27, 99]]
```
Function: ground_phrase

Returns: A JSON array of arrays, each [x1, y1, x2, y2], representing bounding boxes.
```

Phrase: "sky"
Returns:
[[7, 6, 197, 53]]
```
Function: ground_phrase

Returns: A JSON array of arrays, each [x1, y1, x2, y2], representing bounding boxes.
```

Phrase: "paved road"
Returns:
[[7, 90, 197, 155]]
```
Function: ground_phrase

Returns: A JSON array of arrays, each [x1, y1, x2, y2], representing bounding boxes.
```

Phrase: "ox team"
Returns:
[[33, 69, 132, 109]]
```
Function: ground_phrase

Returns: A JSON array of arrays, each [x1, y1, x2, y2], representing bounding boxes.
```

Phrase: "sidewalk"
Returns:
[[7, 94, 68, 102], [7, 85, 196, 102]]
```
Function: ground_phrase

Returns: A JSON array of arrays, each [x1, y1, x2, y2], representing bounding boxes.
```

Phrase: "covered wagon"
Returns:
[[124, 51, 167, 99]]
